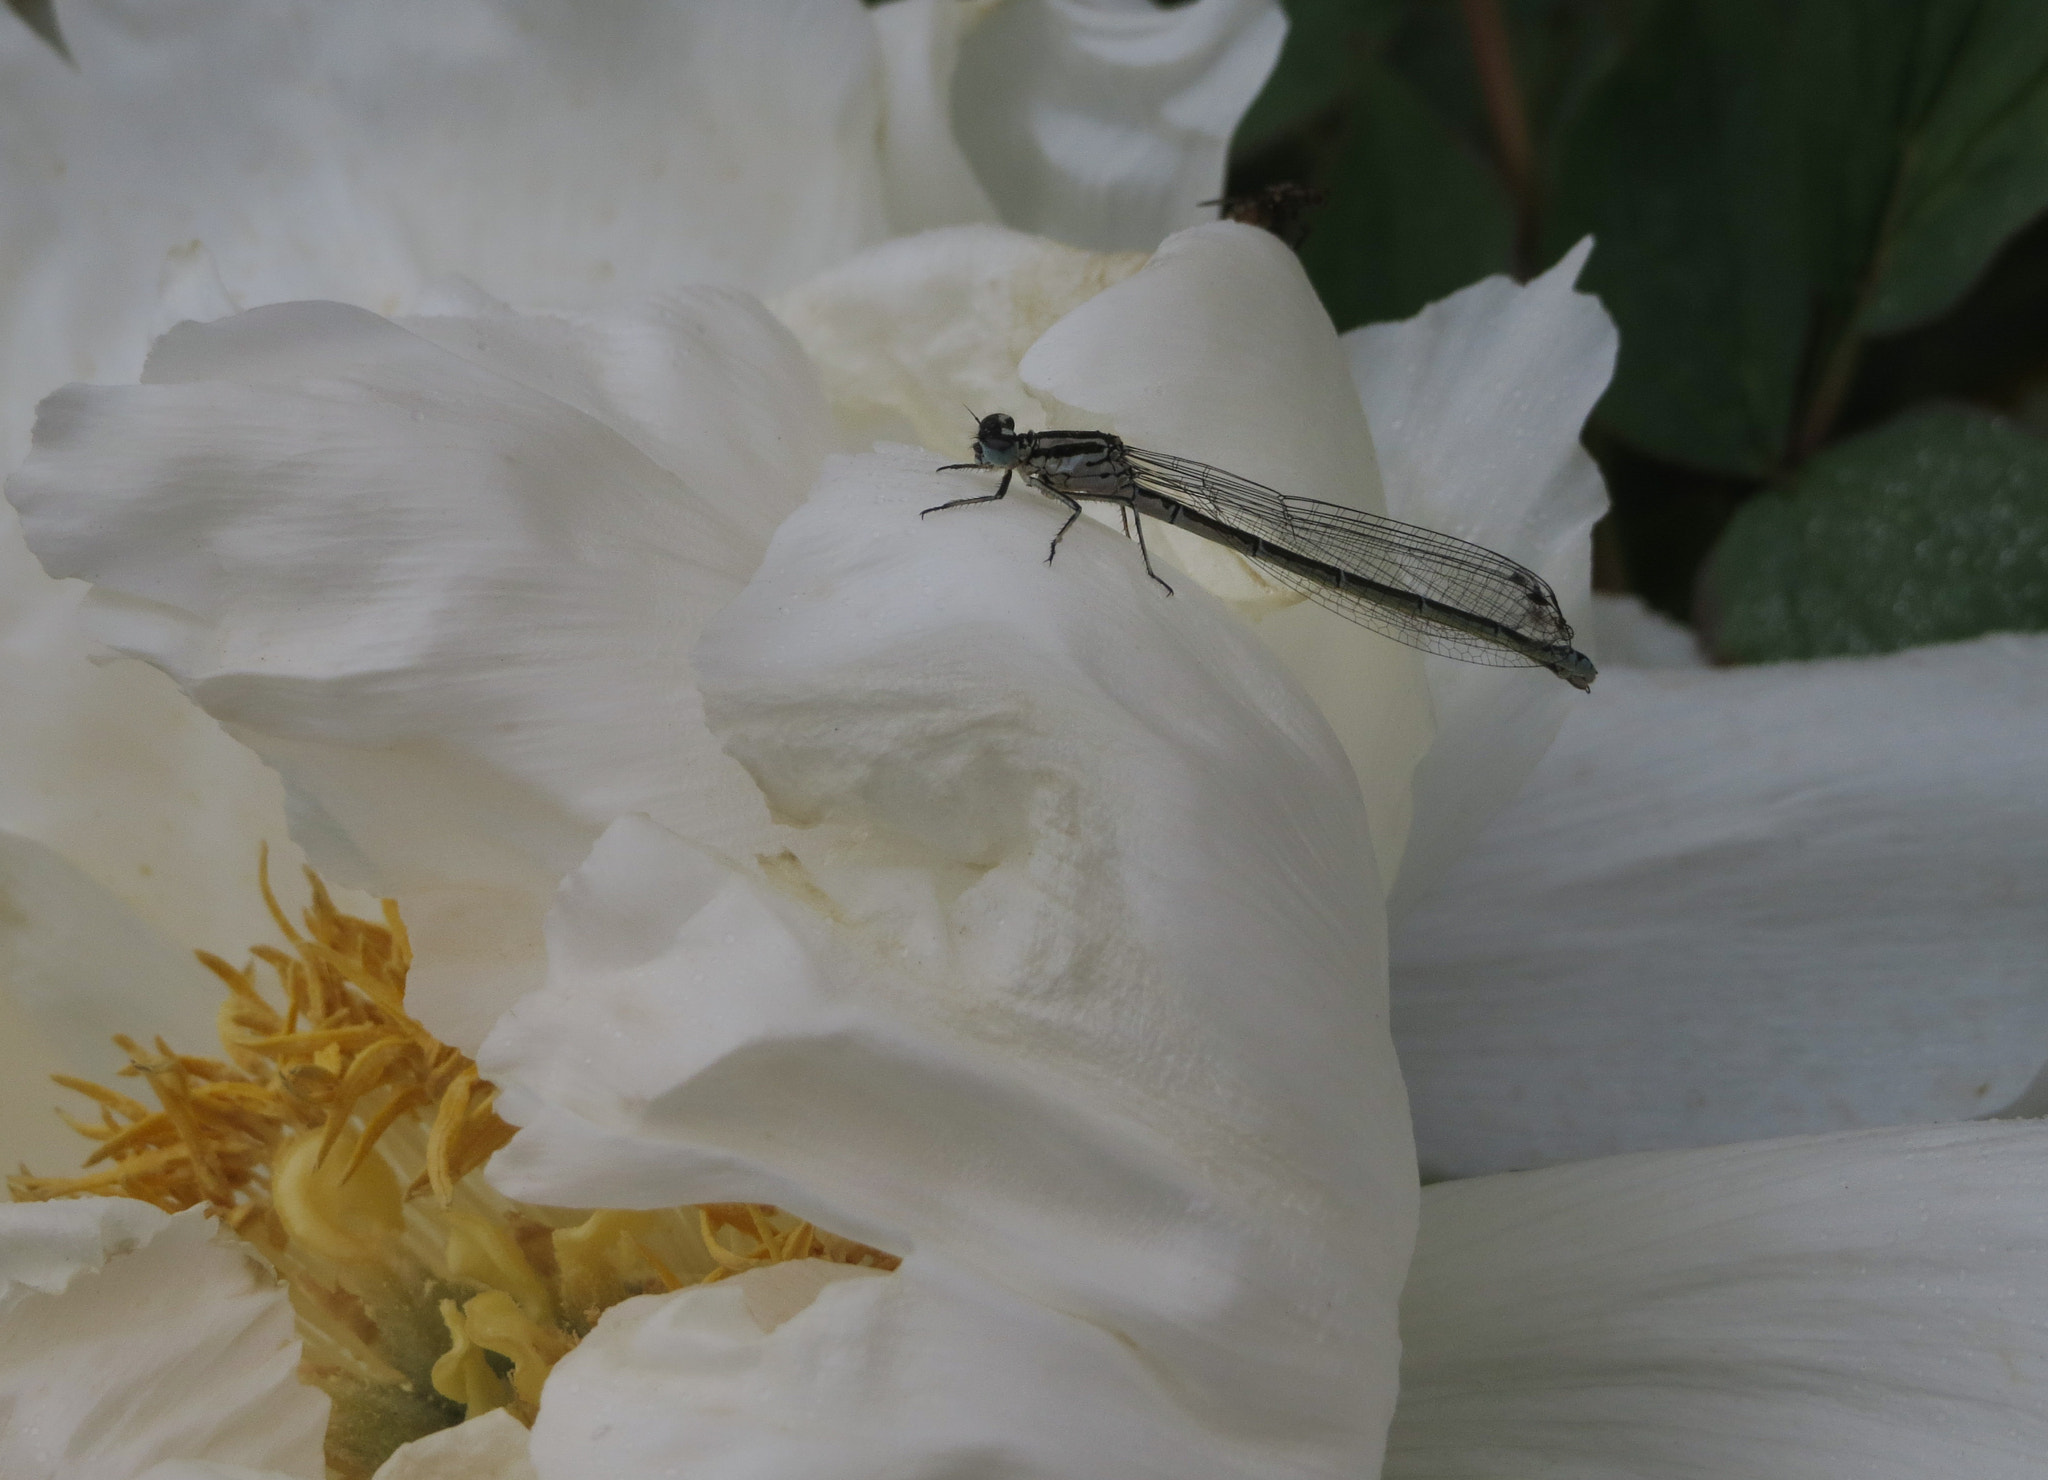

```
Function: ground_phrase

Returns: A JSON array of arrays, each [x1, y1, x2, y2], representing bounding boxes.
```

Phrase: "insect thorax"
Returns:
[[1024, 433, 1134, 501]]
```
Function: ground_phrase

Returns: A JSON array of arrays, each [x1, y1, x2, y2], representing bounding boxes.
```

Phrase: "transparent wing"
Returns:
[[1123, 446, 1576, 668]]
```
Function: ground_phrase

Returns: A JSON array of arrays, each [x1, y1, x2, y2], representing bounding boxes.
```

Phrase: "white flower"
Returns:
[[10, 217, 2048, 1480], [0, 0, 1285, 1143]]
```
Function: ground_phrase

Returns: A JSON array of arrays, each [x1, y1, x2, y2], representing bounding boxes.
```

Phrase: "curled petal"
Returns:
[[1020, 220, 1432, 883], [945, 0, 1287, 251], [1344, 240, 1615, 907]]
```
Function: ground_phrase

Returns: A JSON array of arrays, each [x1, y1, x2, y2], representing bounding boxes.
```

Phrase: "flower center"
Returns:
[[9, 849, 896, 1479]]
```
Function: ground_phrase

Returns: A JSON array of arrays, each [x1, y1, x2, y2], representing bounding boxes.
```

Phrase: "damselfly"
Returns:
[[926, 413, 1597, 690]]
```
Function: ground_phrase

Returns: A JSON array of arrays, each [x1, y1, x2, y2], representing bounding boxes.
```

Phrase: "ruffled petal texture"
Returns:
[[1345, 241, 1614, 907], [770, 224, 1147, 454], [8, 294, 832, 1045], [0, 1200, 326, 1480], [1390, 1122, 2048, 1479], [483, 447, 1415, 1477], [0, 0, 890, 464], [1392, 634, 2048, 1178], [945, 0, 1286, 251]]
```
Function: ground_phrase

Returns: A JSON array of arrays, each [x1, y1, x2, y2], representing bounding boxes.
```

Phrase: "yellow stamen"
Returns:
[[431, 1298, 513, 1420], [274, 1128, 406, 1266], [10, 848, 900, 1479], [444, 1208, 555, 1326], [455, 1290, 573, 1417], [625, 1233, 686, 1293]]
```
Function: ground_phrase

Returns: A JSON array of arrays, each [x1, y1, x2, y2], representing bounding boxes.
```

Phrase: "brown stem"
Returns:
[[1459, 0, 1538, 273], [1790, 329, 1865, 465], [1790, 153, 1912, 464]]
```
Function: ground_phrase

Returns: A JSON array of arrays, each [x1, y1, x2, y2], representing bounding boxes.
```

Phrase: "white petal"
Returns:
[[870, 1, 1003, 235], [1019, 220, 1434, 883], [533, 1255, 1339, 1480], [0, 1201, 326, 1480], [770, 224, 1145, 454], [371, 1410, 535, 1480], [1391, 1122, 2048, 1479], [1589, 592, 1707, 669], [9, 296, 829, 1044], [1392, 634, 2048, 1178], [0, 948, 92, 1173], [0, 510, 305, 960], [1343, 240, 1616, 909], [0, 1195, 167, 1294], [0, 832, 229, 1167], [0, 504, 319, 1162], [947, 0, 1286, 251], [484, 447, 1414, 1472], [0, 0, 890, 467]]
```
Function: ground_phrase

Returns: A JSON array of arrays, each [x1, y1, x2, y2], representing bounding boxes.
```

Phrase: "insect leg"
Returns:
[[1045, 491, 1084, 563], [921, 468, 1012, 517], [1130, 508, 1174, 596]]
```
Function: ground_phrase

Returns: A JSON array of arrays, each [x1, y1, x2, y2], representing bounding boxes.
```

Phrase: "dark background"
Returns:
[[1225, 0, 2048, 662]]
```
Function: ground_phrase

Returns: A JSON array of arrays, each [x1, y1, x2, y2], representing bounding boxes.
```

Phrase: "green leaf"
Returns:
[[1702, 404, 2048, 662], [1297, 51, 1515, 330], [1843, 212, 2048, 428], [6, 0, 69, 61], [1547, 0, 2048, 476], [1380, 0, 1639, 185], [1792, 0, 2048, 336], [1235, 0, 1401, 152], [1544, 0, 1807, 478]]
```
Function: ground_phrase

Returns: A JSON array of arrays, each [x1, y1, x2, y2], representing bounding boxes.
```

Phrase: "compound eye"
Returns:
[[993, 413, 1015, 433]]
